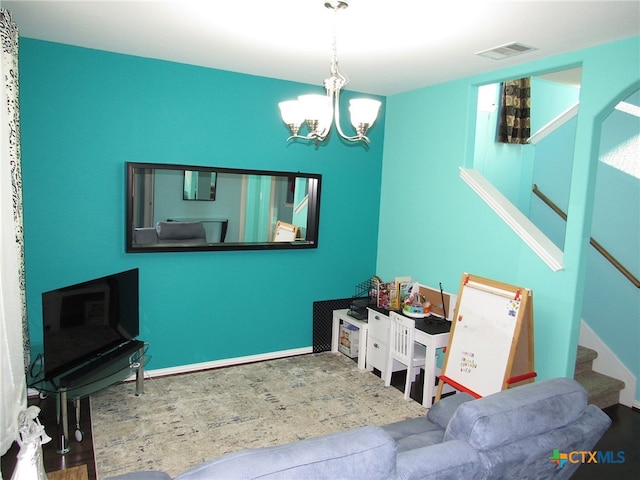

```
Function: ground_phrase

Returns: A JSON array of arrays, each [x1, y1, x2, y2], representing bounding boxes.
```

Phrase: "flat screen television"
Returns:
[[42, 268, 140, 381]]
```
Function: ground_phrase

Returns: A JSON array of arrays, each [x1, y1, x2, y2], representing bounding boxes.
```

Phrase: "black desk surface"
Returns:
[[369, 306, 451, 335], [414, 316, 451, 335]]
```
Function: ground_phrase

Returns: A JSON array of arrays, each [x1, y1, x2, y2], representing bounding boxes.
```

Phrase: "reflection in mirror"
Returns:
[[473, 67, 582, 252], [184, 169, 217, 201], [126, 162, 321, 252]]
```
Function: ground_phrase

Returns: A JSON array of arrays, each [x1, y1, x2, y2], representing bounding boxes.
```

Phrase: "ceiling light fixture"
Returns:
[[278, 1, 381, 145]]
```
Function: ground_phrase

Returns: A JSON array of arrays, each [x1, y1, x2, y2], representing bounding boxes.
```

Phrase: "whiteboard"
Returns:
[[441, 281, 523, 397], [273, 221, 298, 242]]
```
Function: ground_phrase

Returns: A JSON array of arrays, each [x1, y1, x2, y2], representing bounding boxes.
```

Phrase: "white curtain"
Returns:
[[1, 9, 28, 458]]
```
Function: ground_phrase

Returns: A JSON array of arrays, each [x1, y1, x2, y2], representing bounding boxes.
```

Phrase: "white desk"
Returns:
[[333, 307, 452, 407], [390, 312, 449, 408], [413, 322, 451, 408], [331, 309, 369, 370]]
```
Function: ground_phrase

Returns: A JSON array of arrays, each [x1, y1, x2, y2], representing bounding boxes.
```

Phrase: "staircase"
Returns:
[[574, 345, 625, 409]]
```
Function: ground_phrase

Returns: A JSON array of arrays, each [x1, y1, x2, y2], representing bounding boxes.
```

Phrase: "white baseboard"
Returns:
[[130, 346, 314, 380], [579, 320, 637, 407]]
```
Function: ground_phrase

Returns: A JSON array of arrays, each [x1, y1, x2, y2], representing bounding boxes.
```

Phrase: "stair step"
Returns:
[[575, 345, 598, 376], [574, 370, 625, 409]]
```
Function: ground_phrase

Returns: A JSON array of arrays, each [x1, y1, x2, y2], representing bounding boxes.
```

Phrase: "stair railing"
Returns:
[[532, 184, 639, 288]]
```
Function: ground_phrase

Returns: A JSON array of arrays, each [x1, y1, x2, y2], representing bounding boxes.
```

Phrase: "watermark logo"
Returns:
[[550, 449, 568, 467], [550, 449, 625, 467]]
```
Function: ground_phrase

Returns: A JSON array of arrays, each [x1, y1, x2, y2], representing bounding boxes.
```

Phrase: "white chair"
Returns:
[[384, 312, 426, 400]]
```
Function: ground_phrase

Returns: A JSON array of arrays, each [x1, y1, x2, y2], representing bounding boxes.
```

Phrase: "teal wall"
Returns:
[[529, 116, 577, 249], [528, 78, 581, 250], [19, 39, 385, 370], [378, 37, 639, 394], [531, 77, 582, 131]]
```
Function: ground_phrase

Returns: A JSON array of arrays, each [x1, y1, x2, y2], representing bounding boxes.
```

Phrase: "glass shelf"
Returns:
[[30, 354, 150, 400], [29, 351, 150, 454]]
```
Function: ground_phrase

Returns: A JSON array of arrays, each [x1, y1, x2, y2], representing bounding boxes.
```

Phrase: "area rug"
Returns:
[[91, 352, 426, 478]]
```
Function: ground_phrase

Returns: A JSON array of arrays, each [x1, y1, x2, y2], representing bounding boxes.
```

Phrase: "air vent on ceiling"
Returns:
[[475, 42, 537, 60]]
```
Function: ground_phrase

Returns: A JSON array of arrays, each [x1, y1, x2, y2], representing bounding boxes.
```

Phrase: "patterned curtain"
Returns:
[[497, 77, 531, 144], [1, 8, 28, 456]]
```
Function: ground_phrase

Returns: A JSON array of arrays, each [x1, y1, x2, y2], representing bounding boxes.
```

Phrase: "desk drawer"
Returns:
[[367, 335, 387, 372], [368, 310, 389, 340]]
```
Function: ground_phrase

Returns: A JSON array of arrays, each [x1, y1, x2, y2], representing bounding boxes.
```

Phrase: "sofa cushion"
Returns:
[[426, 392, 474, 430], [382, 416, 445, 452], [444, 378, 588, 450], [174, 425, 397, 480], [156, 221, 206, 242], [382, 416, 438, 442], [395, 440, 483, 480], [394, 429, 446, 453]]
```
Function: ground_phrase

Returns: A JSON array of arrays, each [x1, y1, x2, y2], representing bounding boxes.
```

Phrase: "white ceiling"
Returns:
[[2, 0, 639, 95]]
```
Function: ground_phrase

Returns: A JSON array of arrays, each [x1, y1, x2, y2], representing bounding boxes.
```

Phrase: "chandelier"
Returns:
[[278, 1, 381, 145]]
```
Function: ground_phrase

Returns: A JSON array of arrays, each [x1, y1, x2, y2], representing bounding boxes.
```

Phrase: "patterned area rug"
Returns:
[[91, 352, 426, 478]]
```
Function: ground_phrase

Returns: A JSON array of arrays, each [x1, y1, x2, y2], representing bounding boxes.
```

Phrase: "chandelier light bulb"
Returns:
[[349, 98, 382, 136], [298, 94, 332, 136], [278, 100, 305, 136]]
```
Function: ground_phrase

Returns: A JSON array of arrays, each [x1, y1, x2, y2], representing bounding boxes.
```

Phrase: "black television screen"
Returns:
[[42, 268, 139, 380]]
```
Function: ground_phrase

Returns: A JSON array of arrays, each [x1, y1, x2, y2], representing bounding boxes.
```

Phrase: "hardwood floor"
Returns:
[[1, 395, 96, 480], [571, 403, 640, 479]]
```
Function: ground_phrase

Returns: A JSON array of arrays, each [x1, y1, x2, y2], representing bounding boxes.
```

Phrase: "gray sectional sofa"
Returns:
[[133, 221, 207, 245], [109, 377, 610, 479]]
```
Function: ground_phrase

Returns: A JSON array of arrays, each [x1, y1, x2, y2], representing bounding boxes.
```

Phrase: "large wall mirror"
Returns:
[[462, 66, 582, 270], [126, 162, 321, 252]]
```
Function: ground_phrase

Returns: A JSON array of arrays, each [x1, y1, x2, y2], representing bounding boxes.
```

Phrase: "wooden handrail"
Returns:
[[532, 184, 640, 288]]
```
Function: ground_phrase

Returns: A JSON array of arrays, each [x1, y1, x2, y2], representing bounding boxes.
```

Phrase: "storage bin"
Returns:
[[338, 323, 359, 358]]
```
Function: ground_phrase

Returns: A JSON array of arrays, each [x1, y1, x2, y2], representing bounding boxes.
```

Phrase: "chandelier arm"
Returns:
[[285, 132, 326, 143], [331, 84, 369, 143], [331, 82, 349, 140]]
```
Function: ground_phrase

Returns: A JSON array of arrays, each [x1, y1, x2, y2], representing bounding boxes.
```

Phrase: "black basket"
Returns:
[[354, 278, 378, 304]]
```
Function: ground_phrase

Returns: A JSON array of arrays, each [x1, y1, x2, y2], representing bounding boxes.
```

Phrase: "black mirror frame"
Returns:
[[125, 162, 321, 253]]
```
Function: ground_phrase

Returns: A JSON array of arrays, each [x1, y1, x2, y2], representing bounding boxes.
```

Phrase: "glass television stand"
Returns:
[[30, 342, 149, 454]]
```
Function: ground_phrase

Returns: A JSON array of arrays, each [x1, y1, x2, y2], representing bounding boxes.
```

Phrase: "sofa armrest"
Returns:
[[477, 404, 611, 480], [395, 440, 483, 480], [445, 378, 589, 450], [133, 228, 159, 245], [426, 392, 474, 430]]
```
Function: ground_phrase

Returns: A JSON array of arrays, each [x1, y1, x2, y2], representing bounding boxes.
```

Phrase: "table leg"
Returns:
[[422, 339, 437, 408], [356, 326, 368, 370], [135, 346, 145, 396], [56, 388, 70, 454], [220, 220, 228, 243], [331, 314, 340, 354]]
